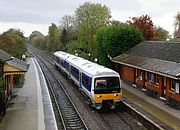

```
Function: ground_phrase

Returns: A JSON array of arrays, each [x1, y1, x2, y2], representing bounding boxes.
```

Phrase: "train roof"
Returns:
[[54, 51, 70, 59], [54, 51, 119, 77]]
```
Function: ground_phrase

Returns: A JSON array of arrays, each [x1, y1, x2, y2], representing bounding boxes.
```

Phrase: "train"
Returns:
[[53, 51, 122, 109]]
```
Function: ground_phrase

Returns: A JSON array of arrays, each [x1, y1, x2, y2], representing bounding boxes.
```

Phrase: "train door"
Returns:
[[79, 72, 82, 88], [162, 77, 166, 97]]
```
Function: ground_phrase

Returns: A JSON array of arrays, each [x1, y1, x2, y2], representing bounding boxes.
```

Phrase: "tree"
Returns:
[[60, 15, 77, 41], [174, 12, 180, 37], [48, 23, 61, 52], [75, 2, 111, 59], [29, 31, 44, 44], [0, 28, 26, 59], [95, 24, 144, 68], [61, 28, 67, 51], [109, 20, 125, 26], [152, 26, 169, 41], [127, 15, 154, 40], [29, 31, 46, 50]]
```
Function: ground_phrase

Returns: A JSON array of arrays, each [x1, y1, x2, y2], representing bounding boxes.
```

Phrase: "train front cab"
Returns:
[[91, 76, 122, 109]]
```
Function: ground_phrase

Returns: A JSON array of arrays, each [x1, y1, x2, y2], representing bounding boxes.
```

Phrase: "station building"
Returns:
[[112, 41, 180, 109], [0, 49, 29, 114]]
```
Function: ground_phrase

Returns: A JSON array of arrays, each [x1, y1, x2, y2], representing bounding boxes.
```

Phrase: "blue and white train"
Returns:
[[54, 51, 122, 109]]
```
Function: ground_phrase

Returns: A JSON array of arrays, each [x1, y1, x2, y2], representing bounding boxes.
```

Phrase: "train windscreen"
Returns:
[[94, 77, 121, 94]]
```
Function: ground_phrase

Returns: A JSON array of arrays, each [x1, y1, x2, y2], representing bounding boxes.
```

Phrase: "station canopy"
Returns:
[[0, 49, 29, 75], [112, 54, 180, 79]]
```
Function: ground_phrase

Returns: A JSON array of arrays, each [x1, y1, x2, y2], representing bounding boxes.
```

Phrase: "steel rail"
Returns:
[[28, 47, 88, 130]]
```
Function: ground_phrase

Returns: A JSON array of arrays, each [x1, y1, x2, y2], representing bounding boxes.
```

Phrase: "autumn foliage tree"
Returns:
[[127, 15, 154, 40]]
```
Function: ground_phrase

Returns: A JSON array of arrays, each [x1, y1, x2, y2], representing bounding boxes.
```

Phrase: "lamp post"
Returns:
[[74, 50, 78, 56], [107, 54, 112, 60], [88, 53, 91, 60], [94, 58, 98, 63]]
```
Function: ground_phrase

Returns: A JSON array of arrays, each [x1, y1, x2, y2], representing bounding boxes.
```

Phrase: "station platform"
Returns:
[[0, 58, 58, 130], [122, 82, 180, 130]]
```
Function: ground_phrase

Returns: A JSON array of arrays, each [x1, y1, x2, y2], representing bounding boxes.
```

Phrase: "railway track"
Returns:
[[28, 46, 169, 130], [28, 47, 88, 130]]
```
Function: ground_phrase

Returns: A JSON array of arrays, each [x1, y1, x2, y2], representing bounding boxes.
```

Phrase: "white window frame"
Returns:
[[171, 79, 176, 91], [138, 70, 143, 80], [148, 73, 154, 83], [176, 82, 180, 94]]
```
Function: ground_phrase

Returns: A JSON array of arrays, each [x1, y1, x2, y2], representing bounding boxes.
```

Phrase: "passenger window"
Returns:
[[81, 73, 91, 91], [82, 75, 89, 87]]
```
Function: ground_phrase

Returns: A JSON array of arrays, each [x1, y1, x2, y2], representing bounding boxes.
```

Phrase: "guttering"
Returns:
[[112, 59, 180, 80]]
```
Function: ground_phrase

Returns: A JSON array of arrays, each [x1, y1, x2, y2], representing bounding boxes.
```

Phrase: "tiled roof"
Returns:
[[0, 49, 29, 72], [0, 49, 13, 62], [126, 41, 180, 63], [112, 54, 180, 79], [7, 58, 29, 72]]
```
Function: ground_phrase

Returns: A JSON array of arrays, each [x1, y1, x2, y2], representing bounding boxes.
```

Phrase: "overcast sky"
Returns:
[[0, 0, 179, 37]]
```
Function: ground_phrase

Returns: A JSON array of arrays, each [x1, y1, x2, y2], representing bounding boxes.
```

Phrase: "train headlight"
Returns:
[[97, 95, 102, 98], [114, 94, 119, 96]]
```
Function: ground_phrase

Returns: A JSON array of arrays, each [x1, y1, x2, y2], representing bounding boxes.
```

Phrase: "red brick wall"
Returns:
[[166, 78, 180, 101], [123, 65, 134, 82]]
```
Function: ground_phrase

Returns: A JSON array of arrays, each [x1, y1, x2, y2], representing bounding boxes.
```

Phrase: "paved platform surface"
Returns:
[[0, 58, 57, 130], [122, 82, 180, 130]]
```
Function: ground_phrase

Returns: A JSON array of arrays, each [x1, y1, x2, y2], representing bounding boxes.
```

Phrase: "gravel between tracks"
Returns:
[[31, 47, 148, 130]]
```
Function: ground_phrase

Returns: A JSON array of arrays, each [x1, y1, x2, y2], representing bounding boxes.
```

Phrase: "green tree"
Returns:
[[75, 2, 111, 59], [95, 24, 144, 68], [28, 30, 46, 50], [31, 36, 45, 49], [0, 28, 26, 59], [48, 23, 61, 52], [152, 26, 169, 41], [61, 28, 67, 51], [29, 31, 44, 44]]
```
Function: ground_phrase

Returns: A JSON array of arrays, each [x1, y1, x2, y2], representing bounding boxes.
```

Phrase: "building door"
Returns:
[[162, 77, 166, 97]]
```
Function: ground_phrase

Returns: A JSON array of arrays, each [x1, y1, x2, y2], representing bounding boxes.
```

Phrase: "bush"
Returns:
[[95, 24, 144, 68]]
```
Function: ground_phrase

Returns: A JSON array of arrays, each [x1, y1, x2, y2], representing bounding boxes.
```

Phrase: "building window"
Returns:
[[164, 77, 166, 86], [171, 79, 176, 91], [138, 70, 143, 80], [155, 75, 159, 84], [148, 73, 154, 83], [175, 82, 180, 94]]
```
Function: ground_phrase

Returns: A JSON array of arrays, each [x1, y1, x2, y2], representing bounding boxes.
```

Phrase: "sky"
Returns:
[[0, 0, 179, 37]]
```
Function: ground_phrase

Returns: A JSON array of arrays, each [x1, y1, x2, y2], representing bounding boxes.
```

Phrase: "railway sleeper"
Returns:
[[66, 125, 85, 130], [64, 116, 80, 120]]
